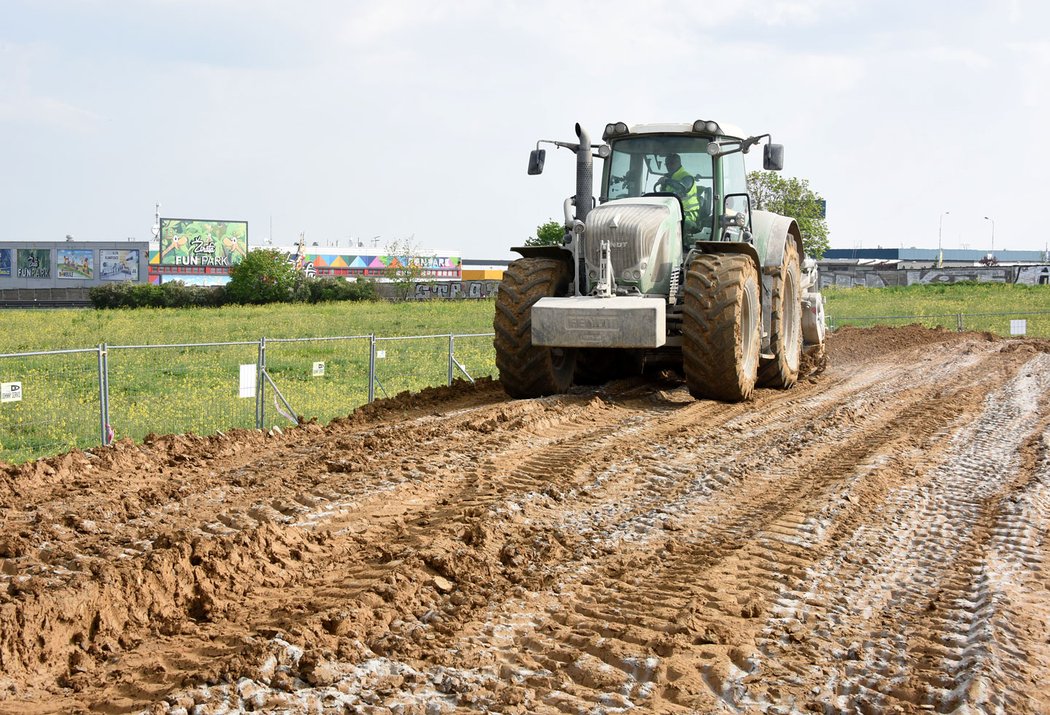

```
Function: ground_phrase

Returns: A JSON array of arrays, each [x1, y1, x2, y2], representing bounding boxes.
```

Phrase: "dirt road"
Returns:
[[1, 327, 1048, 714]]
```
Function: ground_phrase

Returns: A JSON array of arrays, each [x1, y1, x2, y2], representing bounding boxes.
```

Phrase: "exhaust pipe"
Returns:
[[574, 123, 592, 223]]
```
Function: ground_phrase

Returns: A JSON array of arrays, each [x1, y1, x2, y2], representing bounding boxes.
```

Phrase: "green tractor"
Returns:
[[494, 120, 826, 402]]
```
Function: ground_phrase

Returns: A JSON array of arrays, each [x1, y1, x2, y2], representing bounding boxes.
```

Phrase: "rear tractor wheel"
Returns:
[[494, 257, 577, 398], [757, 239, 803, 388]]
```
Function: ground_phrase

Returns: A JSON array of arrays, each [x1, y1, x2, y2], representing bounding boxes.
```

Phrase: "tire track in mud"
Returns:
[[430, 345, 1017, 713], [741, 353, 1050, 714], [115, 339, 1029, 711]]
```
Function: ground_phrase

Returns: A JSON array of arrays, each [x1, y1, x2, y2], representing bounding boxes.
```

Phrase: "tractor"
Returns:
[[494, 120, 826, 402]]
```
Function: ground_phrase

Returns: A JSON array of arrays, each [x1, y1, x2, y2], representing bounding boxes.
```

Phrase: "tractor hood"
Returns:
[[582, 196, 683, 296]]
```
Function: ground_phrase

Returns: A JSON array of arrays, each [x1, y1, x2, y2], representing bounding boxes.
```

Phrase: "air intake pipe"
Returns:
[[574, 123, 592, 223]]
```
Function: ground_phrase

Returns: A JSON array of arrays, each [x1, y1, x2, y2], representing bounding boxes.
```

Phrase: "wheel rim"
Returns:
[[742, 280, 759, 376], [784, 269, 801, 372]]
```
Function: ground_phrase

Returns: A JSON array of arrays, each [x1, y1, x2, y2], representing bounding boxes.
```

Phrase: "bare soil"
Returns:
[[1, 326, 1049, 714]]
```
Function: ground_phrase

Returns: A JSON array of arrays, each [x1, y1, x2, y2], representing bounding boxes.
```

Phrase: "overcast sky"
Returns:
[[2, 0, 1048, 258]]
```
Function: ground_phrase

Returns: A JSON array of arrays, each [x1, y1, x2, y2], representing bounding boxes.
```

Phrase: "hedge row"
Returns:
[[89, 277, 377, 309]]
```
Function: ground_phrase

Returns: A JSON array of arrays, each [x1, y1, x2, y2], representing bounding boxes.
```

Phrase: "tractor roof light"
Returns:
[[693, 119, 720, 135], [602, 122, 629, 140]]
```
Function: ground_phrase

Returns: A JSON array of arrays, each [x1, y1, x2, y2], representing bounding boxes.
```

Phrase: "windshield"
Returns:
[[604, 135, 713, 209]]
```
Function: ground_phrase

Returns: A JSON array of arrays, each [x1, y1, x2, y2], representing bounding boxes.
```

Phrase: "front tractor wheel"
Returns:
[[494, 257, 577, 398], [682, 253, 761, 402]]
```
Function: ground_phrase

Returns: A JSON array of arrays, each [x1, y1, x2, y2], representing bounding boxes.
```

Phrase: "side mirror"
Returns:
[[528, 149, 546, 175], [763, 143, 784, 171]]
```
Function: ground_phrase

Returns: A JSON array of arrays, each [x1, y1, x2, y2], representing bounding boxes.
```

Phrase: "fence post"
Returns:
[[448, 334, 455, 386], [956, 313, 964, 332], [256, 337, 267, 429], [368, 333, 376, 403], [97, 343, 110, 446]]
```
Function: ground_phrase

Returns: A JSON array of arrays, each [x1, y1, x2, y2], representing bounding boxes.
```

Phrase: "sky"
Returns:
[[2, 0, 1048, 258]]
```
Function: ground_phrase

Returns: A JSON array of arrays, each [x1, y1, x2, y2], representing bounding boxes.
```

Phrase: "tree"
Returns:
[[226, 249, 298, 304], [747, 171, 830, 259], [524, 220, 566, 247], [384, 237, 434, 301]]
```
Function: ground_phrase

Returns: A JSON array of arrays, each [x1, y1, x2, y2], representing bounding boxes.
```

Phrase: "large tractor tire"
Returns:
[[757, 239, 803, 389], [682, 253, 761, 402], [494, 257, 577, 398]]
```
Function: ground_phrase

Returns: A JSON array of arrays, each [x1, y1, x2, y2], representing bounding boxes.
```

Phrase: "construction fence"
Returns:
[[2, 310, 1048, 465], [0, 332, 496, 465]]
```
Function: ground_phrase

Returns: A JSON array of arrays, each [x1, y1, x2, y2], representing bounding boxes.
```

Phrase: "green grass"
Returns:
[[823, 282, 1050, 335], [1, 283, 1047, 464]]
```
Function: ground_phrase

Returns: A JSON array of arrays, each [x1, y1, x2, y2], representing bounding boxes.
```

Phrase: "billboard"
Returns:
[[99, 249, 140, 281], [0, 249, 11, 278], [56, 249, 94, 279], [159, 218, 247, 267], [17, 249, 50, 279]]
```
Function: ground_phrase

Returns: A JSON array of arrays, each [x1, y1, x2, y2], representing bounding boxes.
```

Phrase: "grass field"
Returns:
[[1, 282, 1047, 464], [824, 282, 1050, 335]]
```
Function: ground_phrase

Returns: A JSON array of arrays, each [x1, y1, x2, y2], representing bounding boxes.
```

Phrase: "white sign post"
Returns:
[[238, 364, 257, 398], [1, 382, 22, 403]]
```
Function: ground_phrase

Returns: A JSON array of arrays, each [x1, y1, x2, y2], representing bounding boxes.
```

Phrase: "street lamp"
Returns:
[[983, 216, 995, 253], [938, 211, 950, 250]]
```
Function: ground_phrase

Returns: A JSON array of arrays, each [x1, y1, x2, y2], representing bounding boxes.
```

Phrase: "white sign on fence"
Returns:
[[1, 382, 22, 403], [1010, 319, 1027, 336], [238, 364, 257, 398], [312, 361, 325, 377], [376, 350, 386, 359]]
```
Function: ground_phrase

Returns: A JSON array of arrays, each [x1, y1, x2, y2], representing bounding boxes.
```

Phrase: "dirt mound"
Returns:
[[827, 323, 982, 365], [2, 327, 1049, 714]]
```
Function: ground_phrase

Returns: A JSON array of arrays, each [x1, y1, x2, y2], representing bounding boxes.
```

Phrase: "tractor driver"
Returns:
[[658, 153, 700, 226]]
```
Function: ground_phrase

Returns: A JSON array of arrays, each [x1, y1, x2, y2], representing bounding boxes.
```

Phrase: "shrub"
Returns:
[[226, 249, 297, 304]]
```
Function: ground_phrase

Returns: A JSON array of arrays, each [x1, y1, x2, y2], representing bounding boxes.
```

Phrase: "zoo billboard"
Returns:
[[0, 248, 11, 277], [56, 249, 94, 279], [17, 249, 50, 279], [99, 249, 140, 281], [159, 218, 248, 267]]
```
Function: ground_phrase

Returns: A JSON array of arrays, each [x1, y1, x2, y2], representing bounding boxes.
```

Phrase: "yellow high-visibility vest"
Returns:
[[667, 167, 699, 222]]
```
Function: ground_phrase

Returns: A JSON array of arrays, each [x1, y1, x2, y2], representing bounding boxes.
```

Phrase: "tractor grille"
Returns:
[[583, 202, 670, 278]]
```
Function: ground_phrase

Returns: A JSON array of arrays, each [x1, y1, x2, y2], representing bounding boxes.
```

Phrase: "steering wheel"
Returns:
[[655, 176, 680, 194]]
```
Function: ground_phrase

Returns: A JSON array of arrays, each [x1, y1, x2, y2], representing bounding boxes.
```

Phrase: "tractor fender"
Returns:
[[750, 210, 805, 270], [692, 241, 761, 276], [511, 245, 575, 271]]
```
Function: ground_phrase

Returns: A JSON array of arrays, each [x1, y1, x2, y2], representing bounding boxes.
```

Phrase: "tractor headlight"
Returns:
[[602, 122, 630, 140], [693, 119, 720, 135]]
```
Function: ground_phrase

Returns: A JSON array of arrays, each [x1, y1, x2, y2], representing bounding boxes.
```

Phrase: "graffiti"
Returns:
[[1016, 266, 1050, 286], [918, 269, 1010, 284], [820, 267, 1028, 289], [413, 281, 500, 300]]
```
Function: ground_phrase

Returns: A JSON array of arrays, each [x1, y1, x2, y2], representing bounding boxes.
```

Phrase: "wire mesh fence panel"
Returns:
[[0, 350, 101, 464], [107, 342, 260, 443], [261, 337, 371, 430], [451, 333, 497, 382], [828, 314, 962, 331], [372, 336, 451, 400], [829, 311, 1050, 337], [959, 311, 1050, 338]]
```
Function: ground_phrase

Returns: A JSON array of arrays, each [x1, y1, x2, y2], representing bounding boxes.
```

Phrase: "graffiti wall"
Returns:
[[412, 281, 499, 300], [818, 266, 1048, 289]]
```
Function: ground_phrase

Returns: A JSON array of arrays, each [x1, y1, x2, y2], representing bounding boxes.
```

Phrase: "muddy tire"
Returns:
[[682, 253, 761, 402], [494, 258, 577, 398], [757, 239, 803, 389]]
